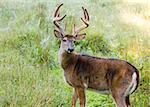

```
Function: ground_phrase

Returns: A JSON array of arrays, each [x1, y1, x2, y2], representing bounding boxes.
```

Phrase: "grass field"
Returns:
[[0, 0, 150, 107]]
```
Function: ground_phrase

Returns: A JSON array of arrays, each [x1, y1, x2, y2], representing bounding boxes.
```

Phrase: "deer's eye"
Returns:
[[73, 41, 76, 43], [63, 39, 67, 42]]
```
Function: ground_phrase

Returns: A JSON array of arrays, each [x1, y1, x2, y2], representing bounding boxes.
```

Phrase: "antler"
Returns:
[[73, 7, 89, 36], [53, 3, 66, 35]]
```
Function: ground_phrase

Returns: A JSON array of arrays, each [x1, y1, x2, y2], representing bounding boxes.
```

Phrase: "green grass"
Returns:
[[0, 0, 150, 107]]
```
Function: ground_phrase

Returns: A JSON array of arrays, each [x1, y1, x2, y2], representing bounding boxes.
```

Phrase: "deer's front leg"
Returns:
[[76, 88, 86, 107], [72, 88, 78, 107]]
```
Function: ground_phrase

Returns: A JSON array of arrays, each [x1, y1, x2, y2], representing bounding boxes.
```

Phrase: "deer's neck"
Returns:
[[58, 45, 77, 70]]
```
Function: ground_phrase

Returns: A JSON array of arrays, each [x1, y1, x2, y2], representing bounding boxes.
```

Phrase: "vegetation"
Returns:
[[0, 0, 149, 107]]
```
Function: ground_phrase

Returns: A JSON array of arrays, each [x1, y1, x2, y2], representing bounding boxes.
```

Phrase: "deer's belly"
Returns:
[[87, 88, 110, 94], [87, 79, 109, 91], [64, 72, 109, 90]]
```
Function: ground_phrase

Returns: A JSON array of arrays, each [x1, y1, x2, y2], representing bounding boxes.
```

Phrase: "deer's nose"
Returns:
[[68, 48, 74, 53]]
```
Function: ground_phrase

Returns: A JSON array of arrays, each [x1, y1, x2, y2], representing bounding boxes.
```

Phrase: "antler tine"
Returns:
[[84, 8, 89, 21], [82, 7, 86, 19], [73, 7, 89, 36], [54, 3, 63, 17], [53, 3, 66, 35]]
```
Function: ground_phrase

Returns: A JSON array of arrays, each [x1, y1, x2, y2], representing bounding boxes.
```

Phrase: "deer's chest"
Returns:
[[64, 71, 83, 87], [64, 73, 73, 86]]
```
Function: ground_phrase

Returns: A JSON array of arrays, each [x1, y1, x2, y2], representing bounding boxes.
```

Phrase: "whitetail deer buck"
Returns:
[[53, 4, 140, 107]]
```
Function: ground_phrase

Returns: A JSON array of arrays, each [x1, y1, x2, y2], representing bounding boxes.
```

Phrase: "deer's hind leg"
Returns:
[[125, 96, 131, 107], [110, 82, 129, 107], [112, 94, 131, 107], [112, 91, 127, 107]]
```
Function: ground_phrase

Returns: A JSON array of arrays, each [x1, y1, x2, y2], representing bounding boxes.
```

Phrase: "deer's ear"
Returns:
[[54, 30, 63, 38], [75, 33, 86, 40]]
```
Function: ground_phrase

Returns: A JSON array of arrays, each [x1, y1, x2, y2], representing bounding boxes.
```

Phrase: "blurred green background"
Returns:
[[0, 0, 149, 107]]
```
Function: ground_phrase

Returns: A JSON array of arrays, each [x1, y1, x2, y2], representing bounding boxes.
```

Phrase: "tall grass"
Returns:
[[0, 0, 149, 107]]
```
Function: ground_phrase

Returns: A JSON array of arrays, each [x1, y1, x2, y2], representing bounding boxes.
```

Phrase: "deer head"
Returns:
[[53, 3, 89, 53]]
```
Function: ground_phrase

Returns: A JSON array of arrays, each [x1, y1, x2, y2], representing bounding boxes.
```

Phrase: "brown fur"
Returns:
[[60, 51, 139, 107]]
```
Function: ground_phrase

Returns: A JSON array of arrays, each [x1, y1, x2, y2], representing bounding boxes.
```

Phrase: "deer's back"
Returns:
[[64, 54, 139, 93]]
